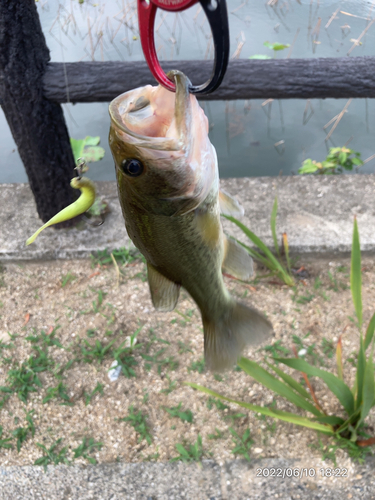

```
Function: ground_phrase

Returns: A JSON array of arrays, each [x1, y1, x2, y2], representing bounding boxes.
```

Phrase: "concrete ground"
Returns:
[[0, 457, 375, 500], [1, 175, 375, 261], [1, 175, 375, 499]]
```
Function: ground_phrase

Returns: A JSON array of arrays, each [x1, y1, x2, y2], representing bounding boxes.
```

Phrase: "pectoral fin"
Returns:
[[147, 263, 180, 312], [219, 189, 244, 217], [222, 236, 253, 281]]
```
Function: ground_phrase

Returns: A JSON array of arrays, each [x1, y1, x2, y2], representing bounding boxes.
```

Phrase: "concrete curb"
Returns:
[[1, 457, 375, 500], [1, 175, 375, 261]]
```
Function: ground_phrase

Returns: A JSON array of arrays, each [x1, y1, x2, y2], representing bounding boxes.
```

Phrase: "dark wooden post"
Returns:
[[0, 0, 77, 224]]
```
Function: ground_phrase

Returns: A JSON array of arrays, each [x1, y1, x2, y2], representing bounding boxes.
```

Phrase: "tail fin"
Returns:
[[203, 302, 273, 372]]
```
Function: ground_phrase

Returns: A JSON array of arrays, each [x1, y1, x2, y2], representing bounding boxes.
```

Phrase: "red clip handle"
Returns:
[[138, 0, 198, 92], [138, 0, 229, 94]]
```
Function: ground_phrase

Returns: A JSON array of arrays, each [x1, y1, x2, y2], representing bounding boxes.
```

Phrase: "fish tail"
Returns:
[[203, 301, 273, 372]]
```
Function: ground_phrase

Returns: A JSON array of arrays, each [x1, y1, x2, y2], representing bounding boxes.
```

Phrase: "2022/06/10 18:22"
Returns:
[[255, 468, 348, 479]]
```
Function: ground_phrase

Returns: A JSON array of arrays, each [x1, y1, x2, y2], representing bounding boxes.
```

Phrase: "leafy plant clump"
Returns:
[[189, 217, 375, 461], [70, 136, 105, 164], [299, 147, 363, 175], [224, 196, 295, 286], [120, 406, 153, 445]]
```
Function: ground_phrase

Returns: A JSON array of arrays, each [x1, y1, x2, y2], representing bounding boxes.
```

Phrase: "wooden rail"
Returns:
[[43, 57, 375, 103]]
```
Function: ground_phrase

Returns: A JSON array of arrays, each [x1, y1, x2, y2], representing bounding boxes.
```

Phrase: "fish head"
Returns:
[[109, 71, 217, 216]]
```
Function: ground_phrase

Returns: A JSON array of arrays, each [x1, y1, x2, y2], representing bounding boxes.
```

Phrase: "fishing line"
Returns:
[[58, 0, 79, 129]]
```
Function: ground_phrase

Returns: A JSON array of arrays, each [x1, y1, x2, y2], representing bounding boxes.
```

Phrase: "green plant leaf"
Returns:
[[298, 160, 319, 174], [263, 41, 290, 51], [223, 215, 294, 286], [355, 335, 366, 410], [275, 358, 355, 416], [336, 337, 343, 381], [186, 383, 334, 434], [238, 358, 322, 417], [358, 344, 375, 426], [352, 157, 363, 166], [270, 196, 280, 257], [265, 360, 312, 401], [249, 54, 272, 59], [364, 313, 375, 351], [70, 136, 105, 163], [351, 217, 362, 330], [314, 415, 345, 426]]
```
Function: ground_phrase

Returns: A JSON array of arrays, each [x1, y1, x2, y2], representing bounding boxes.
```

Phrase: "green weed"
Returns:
[[0, 426, 12, 450], [34, 438, 70, 470], [206, 397, 229, 411], [84, 383, 104, 406], [207, 428, 225, 440], [188, 358, 205, 374], [163, 403, 193, 423], [6, 364, 42, 403], [81, 338, 116, 364], [160, 375, 177, 395], [25, 326, 63, 349], [229, 427, 254, 461], [120, 406, 152, 445], [171, 435, 204, 463], [224, 196, 295, 287], [90, 247, 138, 267], [263, 340, 290, 358], [12, 410, 35, 452], [72, 437, 103, 464], [299, 147, 363, 175], [43, 382, 73, 406], [177, 341, 193, 354], [61, 272, 76, 287]]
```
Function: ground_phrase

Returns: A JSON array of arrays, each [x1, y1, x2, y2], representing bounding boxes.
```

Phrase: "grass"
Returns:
[[163, 403, 193, 423], [84, 383, 104, 406], [263, 340, 290, 359], [6, 364, 42, 403], [207, 428, 225, 440], [80, 338, 116, 364], [43, 382, 73, 406], [12, 411, 36, 452], [140, 348, 178, 375], [73, 437, 103, 464], [188, 358, 205, 374], [223, 196, 295, 287], [120, 406, 152, 445], [61, 272, 76, 287], [206, 397, 229, 411], [34, 438, 70, 470], [25, 327, 63, 349], [171, 435, 205, 463], [229, 427, 254, 461], [160, 374, 177, 395], [0, 426, 13, 450], [90, 247, 139, 267]]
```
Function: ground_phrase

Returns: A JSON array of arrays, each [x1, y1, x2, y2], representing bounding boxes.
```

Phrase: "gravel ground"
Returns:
[[0, 254, 374, 469]]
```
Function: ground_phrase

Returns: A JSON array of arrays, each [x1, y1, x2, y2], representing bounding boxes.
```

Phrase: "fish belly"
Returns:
[[124, 201, 230, 318]]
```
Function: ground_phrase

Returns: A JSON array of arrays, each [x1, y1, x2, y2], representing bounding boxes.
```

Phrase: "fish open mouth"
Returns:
[[109, 71, 193, 153]]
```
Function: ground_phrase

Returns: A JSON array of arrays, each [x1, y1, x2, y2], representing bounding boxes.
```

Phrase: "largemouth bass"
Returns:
[[109, 70, 272, 371]]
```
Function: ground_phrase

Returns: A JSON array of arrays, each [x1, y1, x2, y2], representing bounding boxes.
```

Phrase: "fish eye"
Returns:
[[121, 158, 144, 177]]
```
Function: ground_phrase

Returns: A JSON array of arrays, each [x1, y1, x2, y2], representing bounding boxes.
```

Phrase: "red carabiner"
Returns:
[[138, 0, 229, 94]]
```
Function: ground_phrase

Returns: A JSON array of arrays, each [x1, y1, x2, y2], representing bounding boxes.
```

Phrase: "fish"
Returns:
[[108, 70, 272, 371]]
